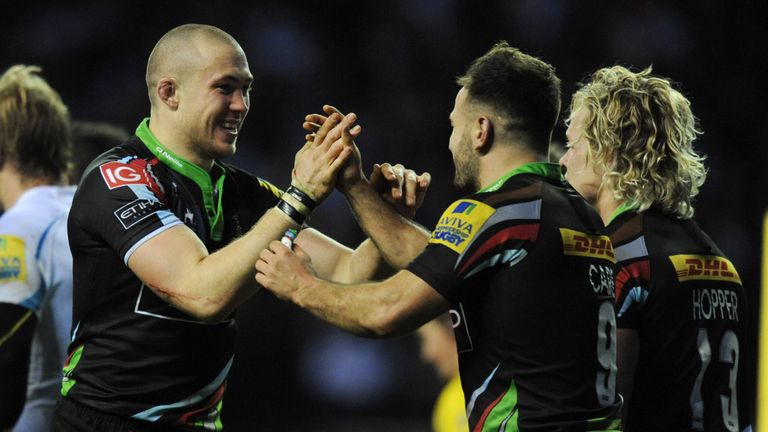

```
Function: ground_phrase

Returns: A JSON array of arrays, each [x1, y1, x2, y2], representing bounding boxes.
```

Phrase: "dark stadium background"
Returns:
[[2, 1, 765, 430]]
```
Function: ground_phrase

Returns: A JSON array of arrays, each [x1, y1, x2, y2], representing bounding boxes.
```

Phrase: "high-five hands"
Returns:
[[303, 105, 431, 219], [292, 110, 360, 203]]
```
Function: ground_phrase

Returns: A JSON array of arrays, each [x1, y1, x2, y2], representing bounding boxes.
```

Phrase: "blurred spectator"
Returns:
[[69, 120, 129, 183]]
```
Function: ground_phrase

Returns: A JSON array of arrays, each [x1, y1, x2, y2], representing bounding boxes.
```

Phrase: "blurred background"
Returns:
[[2, 0, 765, 430]]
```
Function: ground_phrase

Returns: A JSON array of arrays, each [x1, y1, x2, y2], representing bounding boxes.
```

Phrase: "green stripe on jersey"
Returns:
[[480, 380, 519, 432], [586, 415, 622, 431], [61, 345, 84, 396]]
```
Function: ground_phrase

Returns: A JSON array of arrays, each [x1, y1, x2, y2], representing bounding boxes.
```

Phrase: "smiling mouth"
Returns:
[[220, 120, 240, 135]]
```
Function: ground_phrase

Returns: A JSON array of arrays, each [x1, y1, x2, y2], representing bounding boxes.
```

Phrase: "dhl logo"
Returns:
[[560, 228, 615, 263], [669, 254, 741, 283]]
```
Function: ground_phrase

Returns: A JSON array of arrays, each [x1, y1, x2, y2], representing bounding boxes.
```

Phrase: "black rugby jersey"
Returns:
[[610, 208, 750, 431], [63, 119, 281, 430], [408, 163, 622, 431]]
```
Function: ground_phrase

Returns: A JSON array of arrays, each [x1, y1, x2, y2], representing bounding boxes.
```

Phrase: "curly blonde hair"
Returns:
[[568, 66, 706, 219]]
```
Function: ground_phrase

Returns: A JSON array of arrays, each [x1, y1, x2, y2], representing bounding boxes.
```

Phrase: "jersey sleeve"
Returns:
[[614, 258, 651, 330], [71, 158, 183, 264], [256, 177, 283, 202], [0, 224, 43, 313], [407, 198, 540, 304]]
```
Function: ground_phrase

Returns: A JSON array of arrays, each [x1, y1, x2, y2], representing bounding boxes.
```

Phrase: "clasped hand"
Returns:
[[303, 105, 431, 219]]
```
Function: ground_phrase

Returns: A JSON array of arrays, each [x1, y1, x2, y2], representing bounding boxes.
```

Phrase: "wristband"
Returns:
[[286, 185, 318, 210], [281, 228, 299, 248], [281, 192, 311, 217], [276, 199, 305, 225]]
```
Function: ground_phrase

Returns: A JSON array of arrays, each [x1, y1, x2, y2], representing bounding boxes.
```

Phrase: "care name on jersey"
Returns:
[[560, 228, 616, 297]]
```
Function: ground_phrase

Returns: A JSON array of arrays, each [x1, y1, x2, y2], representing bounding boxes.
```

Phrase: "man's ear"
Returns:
[[474, 116, 494, 154], [157, 78, 179, 110]]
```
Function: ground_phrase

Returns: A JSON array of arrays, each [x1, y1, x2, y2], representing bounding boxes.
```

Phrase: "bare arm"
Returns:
[[617, 328, 639, 424], [344, 175, 431, 269], [305, 106, 432, 269], [128, 113, 357, 323], [255, 240, 449, 337], [294, 229, 391, 283]]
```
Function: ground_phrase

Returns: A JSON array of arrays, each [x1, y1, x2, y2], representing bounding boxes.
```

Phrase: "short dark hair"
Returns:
[[0, 65, 70, 180], [70, 120, 130, 183], [457, 41, 561, 154]]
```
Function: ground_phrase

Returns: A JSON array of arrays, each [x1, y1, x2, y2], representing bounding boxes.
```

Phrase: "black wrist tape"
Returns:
[[286, 185, 318, 210], [276, 199, 305, 225]]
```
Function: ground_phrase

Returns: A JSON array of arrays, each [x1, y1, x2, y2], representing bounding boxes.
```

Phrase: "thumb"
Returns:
[[293, 243, 311, 262]]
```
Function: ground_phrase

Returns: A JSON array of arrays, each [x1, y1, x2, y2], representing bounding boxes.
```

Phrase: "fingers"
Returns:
[[302, 106, 360, 145], [312, 112, 341, 148], [417, 172, 432, 189], [323, 105, 344, 117], [388, 164, 405, 200], [368, 163, 384, 190], [403, 169, 418, 206], [327, 144, 353, 173], [293, 243, 310, 261]]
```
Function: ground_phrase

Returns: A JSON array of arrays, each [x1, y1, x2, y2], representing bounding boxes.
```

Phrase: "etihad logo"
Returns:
[[669, 254, 741, 284], [560, 228, 615, 263]]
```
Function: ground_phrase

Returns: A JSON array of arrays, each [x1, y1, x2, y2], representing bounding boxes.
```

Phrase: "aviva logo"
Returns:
[[452, 201, 477, 215], [669, 254, 741, 284], [0, 235, 27, 283], [560, 228, 615, 262], [430, 199, 494, 254]]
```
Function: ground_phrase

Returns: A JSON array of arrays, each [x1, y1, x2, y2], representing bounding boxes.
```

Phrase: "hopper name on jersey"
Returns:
[[692, 287, 739, 321]]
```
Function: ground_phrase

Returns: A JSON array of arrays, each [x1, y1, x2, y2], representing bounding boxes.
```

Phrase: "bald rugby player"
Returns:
[[53, 24, 428, 432]]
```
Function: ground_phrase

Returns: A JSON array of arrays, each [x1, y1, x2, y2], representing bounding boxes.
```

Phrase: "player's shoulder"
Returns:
[[0, 191, 65, 239], [219, 162, 283, 200], [77, 138, 155, 191]]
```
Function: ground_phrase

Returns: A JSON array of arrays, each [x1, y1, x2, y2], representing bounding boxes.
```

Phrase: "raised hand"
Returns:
[[369, 163, 431, 219], [292, 111, 358, 203], [304, 105, 365, 192]]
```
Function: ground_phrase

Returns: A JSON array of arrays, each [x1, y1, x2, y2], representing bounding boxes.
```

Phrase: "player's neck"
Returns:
[[477, 146, 545, 191], [0, 164, 58, 210], [594, 186, 622, 225], [148, 116, 214, 172]]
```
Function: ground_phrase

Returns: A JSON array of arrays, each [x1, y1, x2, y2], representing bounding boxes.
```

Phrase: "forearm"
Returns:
[[293, 278, 407, 338], [289, 271, 445, 338], [344, 180, 430, 268], [334, 239, 394, 283], [140, 208, 297, 323]]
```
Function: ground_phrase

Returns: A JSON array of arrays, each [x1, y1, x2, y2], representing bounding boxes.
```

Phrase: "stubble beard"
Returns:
[[452, 141, 479, 191]]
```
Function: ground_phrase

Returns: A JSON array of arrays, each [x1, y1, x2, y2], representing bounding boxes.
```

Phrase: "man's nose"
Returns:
[[231, 90, 248, 112]]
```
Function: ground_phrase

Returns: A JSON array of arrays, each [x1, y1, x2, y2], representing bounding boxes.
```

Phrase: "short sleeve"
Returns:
[[0, 233, 40, 311], [72, 158, 182, 264], [408, 198, 540, 304]]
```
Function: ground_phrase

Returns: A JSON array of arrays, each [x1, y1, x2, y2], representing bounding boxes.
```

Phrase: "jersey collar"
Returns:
[[607, 200, 637, 225], [477, 162, 561, 193], [135, 118, 226, 241]]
